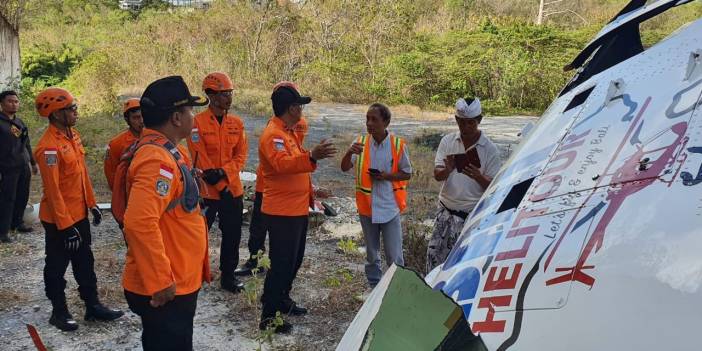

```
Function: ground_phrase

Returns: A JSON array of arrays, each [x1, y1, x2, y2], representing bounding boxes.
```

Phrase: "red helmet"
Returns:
[[122, 98, 141, 114], [202, 72, 234, 92], [35, 88, 75, 118]]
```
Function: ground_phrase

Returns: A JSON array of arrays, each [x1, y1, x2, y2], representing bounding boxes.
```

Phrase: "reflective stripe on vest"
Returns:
[[354, 134, 408, 217]]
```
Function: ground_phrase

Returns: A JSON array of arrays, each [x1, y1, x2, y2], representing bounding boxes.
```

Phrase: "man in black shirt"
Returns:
[[0, 90, 37, 243]]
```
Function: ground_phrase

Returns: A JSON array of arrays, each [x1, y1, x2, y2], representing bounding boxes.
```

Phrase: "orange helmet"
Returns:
[[35, 88, 75, 118], [122, 98, 141, 114], [273, 81, 299, 92], [202, 72, 234, 92]]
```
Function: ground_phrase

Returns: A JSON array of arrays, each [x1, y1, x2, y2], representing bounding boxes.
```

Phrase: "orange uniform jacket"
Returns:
[[122, 129, 210, 296], [103, 129, 139, 191], [255, 117, 307, 193], [259, 117, 315, 216], [187, 109, 247, 199], [34, 124, 97, 230]]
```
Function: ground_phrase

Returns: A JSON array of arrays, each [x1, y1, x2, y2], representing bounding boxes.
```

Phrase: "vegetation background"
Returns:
[[13, 0, 702, 120]]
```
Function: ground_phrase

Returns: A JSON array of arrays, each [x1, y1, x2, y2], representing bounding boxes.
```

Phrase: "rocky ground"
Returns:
[[0, 104, 536, 350]]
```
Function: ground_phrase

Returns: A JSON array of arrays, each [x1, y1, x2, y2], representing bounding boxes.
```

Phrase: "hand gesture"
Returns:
[[311, 139, 338, 161], [462, 164, 483, 180], [347, 142, 364, 155], [150, 283, 176, 308], [443, 155, 456, 172]]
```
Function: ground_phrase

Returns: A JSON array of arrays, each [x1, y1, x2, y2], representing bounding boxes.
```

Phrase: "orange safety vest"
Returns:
[[354, 134, 408, 217]]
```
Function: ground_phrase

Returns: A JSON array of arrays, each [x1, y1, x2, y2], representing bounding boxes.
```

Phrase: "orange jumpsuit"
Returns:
[[186, 109, 247, 199], [104, 129, 139, 191], [122, 129, 210, 296], [34, 124, 97, 230]]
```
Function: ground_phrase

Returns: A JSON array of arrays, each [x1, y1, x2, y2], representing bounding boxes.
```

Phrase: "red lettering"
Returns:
[[472, 295, 512, 333], [484, 263, 523, 291], [507, 225, 538, 238], [512, 207, 548, 228], [496, 236, 534, 261], [529, 174, 562, 201], [544, 151, 577, 175]]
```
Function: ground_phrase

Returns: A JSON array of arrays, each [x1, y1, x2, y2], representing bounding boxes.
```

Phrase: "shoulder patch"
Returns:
[[155, 177, 171, 196], [191, 128, 200, 143], [44, 148, 58, 166]]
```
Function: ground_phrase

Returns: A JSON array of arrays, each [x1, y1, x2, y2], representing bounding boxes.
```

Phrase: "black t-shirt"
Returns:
[[0, 112, 33, 171]]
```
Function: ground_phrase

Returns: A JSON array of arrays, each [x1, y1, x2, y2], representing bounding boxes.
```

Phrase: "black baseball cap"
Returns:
[[271, 85, 311, 117], [140, 76, 208, 126]]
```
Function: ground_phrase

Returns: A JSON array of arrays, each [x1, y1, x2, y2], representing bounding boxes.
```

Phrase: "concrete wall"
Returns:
[[0, 14, 20, 90]]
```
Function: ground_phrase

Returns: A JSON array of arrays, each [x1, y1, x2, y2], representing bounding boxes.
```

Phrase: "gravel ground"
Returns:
[[0, 103, 535, 350]]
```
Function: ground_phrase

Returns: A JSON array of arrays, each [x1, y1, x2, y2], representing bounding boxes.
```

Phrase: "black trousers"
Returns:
[[261, 214, 308, 319], [0, 164, 30, 236], [42, 218, 98, 304], [247, 192, 267, 258], [125, 290, 199, 351], [203, 195, 243, 276]]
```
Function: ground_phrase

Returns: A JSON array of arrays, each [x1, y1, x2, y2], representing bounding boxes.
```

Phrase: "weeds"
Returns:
[[336, 238, 361, 257]]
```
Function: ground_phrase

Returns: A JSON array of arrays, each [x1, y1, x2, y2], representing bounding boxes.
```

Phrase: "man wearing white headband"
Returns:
[[426, 97, 501, 272]]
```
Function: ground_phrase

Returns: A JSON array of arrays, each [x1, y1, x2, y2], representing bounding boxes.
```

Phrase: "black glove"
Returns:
[[203, 168, 226, 185], [90, 207, 102, 226], [61, 226, 81, 252]]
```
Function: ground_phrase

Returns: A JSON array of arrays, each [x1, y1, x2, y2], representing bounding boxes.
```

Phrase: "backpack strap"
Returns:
[[128, 135, 200, 214]]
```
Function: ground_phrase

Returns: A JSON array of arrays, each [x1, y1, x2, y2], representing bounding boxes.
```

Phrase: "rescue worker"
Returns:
[[0, 90, 37, 243], [426, 97, 501, 272], [340, 103, 412, 289], [33, 88, 123, 331], [236, 81, 308, 276], [186, 72, 247, 293], [104, 98, 143, 191], [259, 84, 337, 333], [122, 76, 210, 350]]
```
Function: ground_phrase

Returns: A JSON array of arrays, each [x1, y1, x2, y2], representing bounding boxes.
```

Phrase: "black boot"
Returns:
[[259, 317, 293, 334], [14, 224, 33, 233], [221, 275, 245, 293], [234, 258, 260, 276], [85, 302, 124, 321], [0, 233, 11, 243], [49, 301, 78, 331]]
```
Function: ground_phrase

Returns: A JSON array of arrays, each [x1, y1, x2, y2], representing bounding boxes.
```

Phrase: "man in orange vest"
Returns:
[[340, 103, 411, 289], [33, 88, 123, 331], [237, 81, 308, 276], [186, 72, 248, 293], [258, 84, 336, 333], [104, 98, 143, 192], [122, 76, 211, 350]]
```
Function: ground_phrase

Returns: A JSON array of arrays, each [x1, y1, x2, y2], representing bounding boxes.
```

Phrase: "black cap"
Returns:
[[271, 85, 311, 117], [140, 76, 208, 125]]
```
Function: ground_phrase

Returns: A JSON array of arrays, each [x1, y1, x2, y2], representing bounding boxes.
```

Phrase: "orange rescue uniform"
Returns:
[[255, 117, 308, 193], [34, 124, 97, 230], [258, 117, 315, 216], [122, 129, 210, 296], [187, 109, 247, 199], [104, 129, 139, 191]]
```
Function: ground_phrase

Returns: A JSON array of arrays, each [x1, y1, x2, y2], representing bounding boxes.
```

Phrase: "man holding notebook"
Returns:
[[426, 97, 501, 272]]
